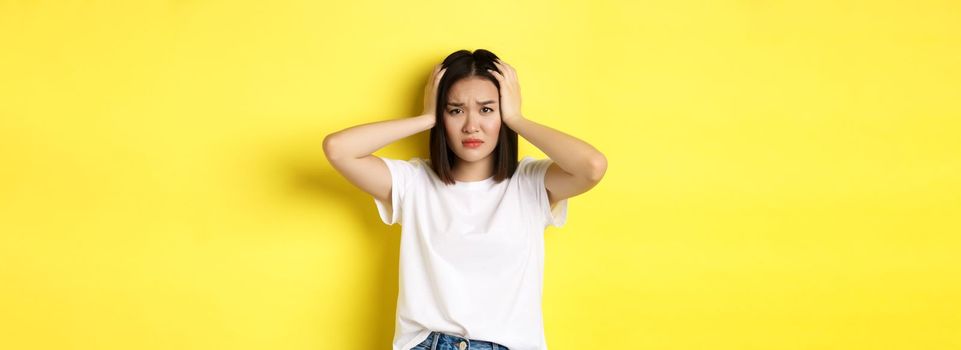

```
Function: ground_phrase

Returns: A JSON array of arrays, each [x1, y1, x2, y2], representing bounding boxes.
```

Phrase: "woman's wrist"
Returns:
[[419, 113, 437, 129]]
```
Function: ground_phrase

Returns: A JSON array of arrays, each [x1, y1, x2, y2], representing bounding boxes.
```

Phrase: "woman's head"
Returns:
[[429, 49, 519, 185]]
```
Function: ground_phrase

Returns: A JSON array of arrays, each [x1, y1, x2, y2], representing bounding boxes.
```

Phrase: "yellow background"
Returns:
[[2, 0, 959, 349]]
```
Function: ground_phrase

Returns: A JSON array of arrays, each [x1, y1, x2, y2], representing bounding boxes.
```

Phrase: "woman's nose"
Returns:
[[463, 114, 480, 132]]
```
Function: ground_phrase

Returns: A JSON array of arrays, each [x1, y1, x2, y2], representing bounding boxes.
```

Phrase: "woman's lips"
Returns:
[[463, 140, 484, 148]]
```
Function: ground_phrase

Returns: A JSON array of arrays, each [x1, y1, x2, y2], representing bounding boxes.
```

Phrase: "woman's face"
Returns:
[[443, 76, 501, 163]]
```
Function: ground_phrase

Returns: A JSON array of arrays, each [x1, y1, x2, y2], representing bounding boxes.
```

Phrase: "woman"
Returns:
[[323, 49, 607, 350]]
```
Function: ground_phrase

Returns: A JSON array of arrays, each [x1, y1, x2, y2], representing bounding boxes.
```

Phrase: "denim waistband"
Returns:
[[423, 331, 508, 350]]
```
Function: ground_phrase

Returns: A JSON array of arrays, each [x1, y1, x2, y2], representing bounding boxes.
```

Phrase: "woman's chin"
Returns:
[[454, 149, 493, 162]]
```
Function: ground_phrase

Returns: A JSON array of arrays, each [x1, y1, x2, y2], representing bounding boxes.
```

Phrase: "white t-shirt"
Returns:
[[373, 155, 568, 350]]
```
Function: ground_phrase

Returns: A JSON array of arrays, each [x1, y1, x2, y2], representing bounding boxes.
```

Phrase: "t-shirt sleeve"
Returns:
[[372, 156, 419, 226], [521, 157, 569, 228]]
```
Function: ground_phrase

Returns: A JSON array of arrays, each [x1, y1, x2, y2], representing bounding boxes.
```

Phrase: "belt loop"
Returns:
[[429, 331, 439, 350]]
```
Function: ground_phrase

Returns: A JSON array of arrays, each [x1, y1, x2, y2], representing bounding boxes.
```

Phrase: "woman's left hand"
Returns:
[[487, 59, 524, 125]]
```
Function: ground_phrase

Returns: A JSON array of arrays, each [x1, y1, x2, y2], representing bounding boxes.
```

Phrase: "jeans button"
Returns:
[[458, 340, 467, 350]]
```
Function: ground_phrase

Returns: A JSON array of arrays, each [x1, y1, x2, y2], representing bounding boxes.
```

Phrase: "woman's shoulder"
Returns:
[[516, 155, 552, 175], [373, 156, 431, 181], [378, 155, 428, 166]]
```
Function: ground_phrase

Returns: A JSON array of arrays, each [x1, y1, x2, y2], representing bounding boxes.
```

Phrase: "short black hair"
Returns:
[[429, 49, 519, 185]]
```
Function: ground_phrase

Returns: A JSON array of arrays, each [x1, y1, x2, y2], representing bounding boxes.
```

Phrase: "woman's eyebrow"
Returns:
[[447, 100, 497, 106]]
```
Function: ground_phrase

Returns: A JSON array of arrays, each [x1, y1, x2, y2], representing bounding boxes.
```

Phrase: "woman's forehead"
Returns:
[[448, 77, 498, 100]]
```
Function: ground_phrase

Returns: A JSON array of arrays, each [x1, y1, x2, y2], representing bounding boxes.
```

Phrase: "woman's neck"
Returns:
[[452, 156, 494, 181]]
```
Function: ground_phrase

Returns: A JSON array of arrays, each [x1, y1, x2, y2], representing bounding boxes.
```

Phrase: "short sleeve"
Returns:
[[520, 156, 568, 228], [373, 156, 421, 226]]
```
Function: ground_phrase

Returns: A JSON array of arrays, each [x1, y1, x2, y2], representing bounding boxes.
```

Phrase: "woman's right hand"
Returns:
[[422, 64, 446, 119]]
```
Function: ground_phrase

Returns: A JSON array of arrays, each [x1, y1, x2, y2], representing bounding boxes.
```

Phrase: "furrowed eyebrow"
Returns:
[[447, 100, 498, 106]]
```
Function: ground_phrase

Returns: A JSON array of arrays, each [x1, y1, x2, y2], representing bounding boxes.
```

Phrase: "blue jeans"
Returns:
[[411, 331, 510, 350]]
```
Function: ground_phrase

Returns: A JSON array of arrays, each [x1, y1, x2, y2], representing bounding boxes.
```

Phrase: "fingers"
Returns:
[[431, 65, 446, 83], [490, 62, 517, 86], [430, 64, 443, 79], [428, 65, 445, 93], [488, 60, 516, 85], [432, 70, 445, 95], [436, 67, 446, 81], [491, 59, 514, 76], [426, 64, 443, 97], [486, 67, 502, 82]]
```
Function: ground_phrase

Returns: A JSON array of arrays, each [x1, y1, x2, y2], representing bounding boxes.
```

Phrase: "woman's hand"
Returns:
[[422, 63, 446, 119], [487, 59, 524, 125]]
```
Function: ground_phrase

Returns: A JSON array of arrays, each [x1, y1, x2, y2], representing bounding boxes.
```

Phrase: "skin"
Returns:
[[442, 76, 502, 182], [322, 58, 606, 216], [420, 58, 606, 207]]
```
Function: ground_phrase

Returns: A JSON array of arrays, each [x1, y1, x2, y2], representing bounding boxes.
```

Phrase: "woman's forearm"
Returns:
[[505, 116, 607, 180], [323, 114, 435, 160], [486, 59, 606, 181]]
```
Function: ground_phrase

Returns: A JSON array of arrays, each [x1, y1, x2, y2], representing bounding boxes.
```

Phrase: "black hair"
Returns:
[[429, 49, 519, 185]]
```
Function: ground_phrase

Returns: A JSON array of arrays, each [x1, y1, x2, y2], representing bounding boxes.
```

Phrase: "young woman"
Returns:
[[323, 49, 607, 350]]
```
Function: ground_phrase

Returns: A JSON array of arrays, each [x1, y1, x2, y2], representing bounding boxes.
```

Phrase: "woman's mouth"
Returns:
[[463, 140, 484, 148]]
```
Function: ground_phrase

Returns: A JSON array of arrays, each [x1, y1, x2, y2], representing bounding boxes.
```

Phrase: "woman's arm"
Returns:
[[505, 115, 608, 208], [504, 117, 607, 181], [488, 59, 607, 205], [324, 63, 445, 161], [323, 114, 433, 205], [323, 114, 434, 161], [322, 64, 445, 204]]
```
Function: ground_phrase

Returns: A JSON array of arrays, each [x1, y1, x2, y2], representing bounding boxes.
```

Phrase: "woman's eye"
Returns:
[[449, 108, 493, 114]]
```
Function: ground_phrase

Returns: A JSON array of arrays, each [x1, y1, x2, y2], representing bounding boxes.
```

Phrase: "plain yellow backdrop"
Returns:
[[2, 0, 959, 349]]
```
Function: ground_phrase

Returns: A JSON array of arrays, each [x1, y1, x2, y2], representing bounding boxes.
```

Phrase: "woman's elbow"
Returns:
[[588, 153, 607, 182], [323, 133, 343, 161]]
